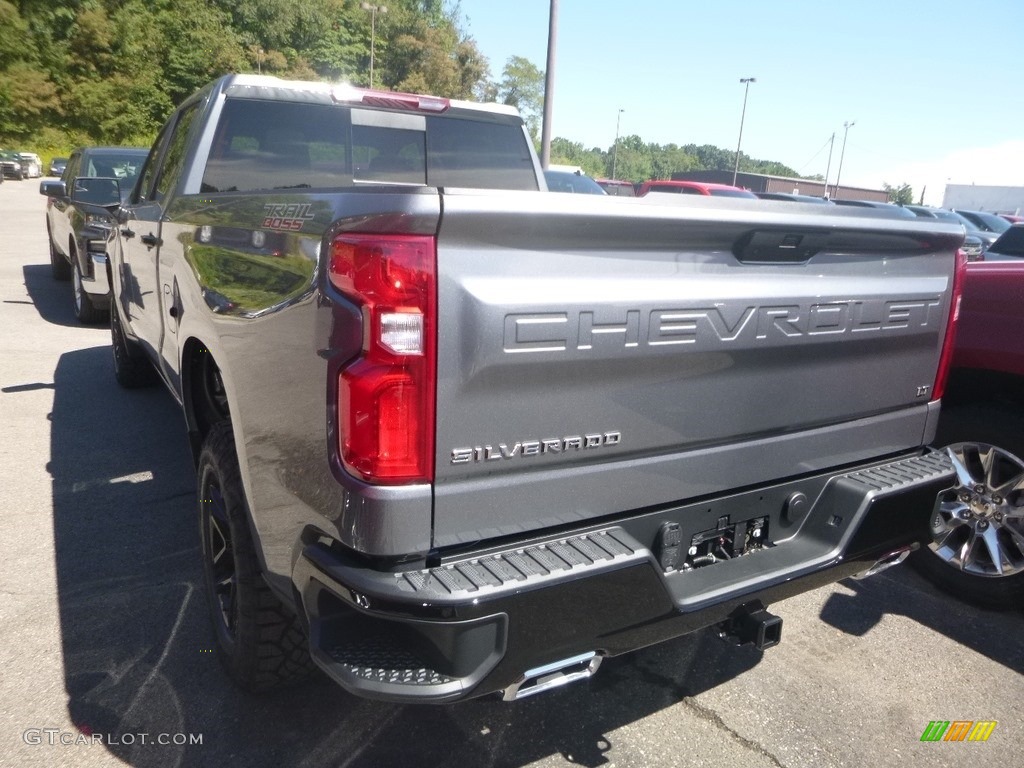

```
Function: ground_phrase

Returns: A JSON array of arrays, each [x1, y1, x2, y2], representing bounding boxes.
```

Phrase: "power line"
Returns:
[[797, 135, 835, 176]]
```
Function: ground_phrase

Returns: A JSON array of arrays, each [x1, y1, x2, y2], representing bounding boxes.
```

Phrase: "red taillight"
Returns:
[[932, 248, 968, 401], [329, 234, 436, 484]]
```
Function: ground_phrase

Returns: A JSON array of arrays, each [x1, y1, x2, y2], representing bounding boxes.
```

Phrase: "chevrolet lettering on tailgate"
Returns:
[[503, 297, 942, 353]]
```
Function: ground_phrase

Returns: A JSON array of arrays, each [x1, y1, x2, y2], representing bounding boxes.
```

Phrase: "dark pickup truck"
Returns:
[[40, 146, 148, 323], [105, 74, 969, 703]]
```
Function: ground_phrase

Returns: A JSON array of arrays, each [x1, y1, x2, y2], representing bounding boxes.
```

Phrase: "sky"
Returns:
[[456, 0, 1024, 205]]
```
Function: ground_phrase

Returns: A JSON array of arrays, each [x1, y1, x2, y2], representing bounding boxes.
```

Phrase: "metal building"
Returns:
[[670, 170, 889, 202], [942, 185, 1024, 215]]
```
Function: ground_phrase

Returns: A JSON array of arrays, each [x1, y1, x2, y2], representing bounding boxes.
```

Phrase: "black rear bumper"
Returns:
[[292, 449, 954, 703]]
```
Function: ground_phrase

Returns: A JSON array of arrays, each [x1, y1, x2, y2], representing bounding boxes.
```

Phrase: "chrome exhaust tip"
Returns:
[[852, 546, 913, 580], [501, 651, 602, 701]]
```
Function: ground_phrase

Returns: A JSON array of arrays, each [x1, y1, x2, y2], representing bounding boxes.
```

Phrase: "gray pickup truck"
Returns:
[[106, 74, 968, 703]]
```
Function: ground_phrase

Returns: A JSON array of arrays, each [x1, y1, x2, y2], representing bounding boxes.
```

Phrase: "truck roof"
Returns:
[[217, 73, 521, 119]]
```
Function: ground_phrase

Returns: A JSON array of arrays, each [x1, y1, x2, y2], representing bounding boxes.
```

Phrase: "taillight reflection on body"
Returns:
[[932, 248, 968, 401], [329, 234, 436, 484]]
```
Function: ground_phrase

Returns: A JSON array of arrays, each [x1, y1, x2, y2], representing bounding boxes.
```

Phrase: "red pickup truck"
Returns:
[[914, 227, 1024, 608]]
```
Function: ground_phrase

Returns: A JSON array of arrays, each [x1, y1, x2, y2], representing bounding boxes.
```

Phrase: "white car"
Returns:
[[18, 152, 42, 178]]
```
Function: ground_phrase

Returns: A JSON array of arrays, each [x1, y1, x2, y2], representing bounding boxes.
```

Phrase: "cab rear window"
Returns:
[[201, 98, 537, 193]]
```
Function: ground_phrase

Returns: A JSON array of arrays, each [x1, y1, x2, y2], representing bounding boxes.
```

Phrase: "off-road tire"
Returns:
[[110, 301, 156, 388], [48, 226, 70, 281], [198, 422, 315, 692]]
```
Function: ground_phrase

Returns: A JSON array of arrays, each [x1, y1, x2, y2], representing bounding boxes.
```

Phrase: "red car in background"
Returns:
[[595, 178, 637, 196], [636, 179, 757, 198], [913, 226, 1024, 609]]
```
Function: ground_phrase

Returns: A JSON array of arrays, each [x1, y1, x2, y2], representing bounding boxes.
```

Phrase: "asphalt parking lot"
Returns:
[[1, 177, 1022, 768]]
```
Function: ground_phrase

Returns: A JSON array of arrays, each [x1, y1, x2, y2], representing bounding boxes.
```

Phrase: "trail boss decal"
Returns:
[[262, 203, 315, 231], [451, 431, 622, 465]]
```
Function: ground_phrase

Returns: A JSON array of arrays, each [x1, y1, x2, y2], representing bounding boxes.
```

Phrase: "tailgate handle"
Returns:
[[733, 229, 829, 264]]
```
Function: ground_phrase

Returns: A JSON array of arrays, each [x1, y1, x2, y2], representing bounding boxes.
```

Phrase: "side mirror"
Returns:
[[39, 179, 66, 198], [70, 176, 121, 206]]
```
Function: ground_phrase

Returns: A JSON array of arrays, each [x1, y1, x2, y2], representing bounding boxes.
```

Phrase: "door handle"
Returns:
[[141, 233, 162, 247], [121, 228, 135, 239]]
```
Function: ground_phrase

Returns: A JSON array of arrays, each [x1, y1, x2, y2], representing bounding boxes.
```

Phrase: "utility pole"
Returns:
[[540, 0, 558, 168], [611, 108, 624, 180], [834, 120, 855, 199], [732, 77, 755, 186], [822, 132, 835, 198], [361, 3, 388, 88]]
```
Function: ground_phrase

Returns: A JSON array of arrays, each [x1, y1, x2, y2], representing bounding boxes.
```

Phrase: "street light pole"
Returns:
[[732, 77, 755, 187], [540, 0, 558, 169], [611, 108, 624, 180], [360, 2, 388, 88], [834, 120, 855, 199]]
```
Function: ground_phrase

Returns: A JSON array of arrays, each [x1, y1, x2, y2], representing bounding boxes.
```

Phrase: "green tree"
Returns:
[[884, 182, 914, 205], [0, 0, 826, 187], [747, 159, 799, 177], [685, 144, 735, 171], [610, 144, 653, 183], [550, 137, 604, 177], [0, 62, 59, 139], [650, 143, 698, 180], [156, 0, 247, 106], [495, 56, 543, 139]]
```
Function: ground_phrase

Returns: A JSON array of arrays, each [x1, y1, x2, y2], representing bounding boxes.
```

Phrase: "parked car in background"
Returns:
[[905, 207, 1000, 251], [954, 209, 1012, 236], [48, 157, 68, 176], [18, 152, 42, 178], [0, 150, 25, 180], [543, 169, 607, 195], [595, 178, 637, 196], [755, 192, 831, 204], [830, 199, 918, 218], [637, 180, 757, 198], [912, 233, 1024, 608], [905, 205, 985, 260], [999, 213, 1024, 224], [978, 223, 1024, 261], [40, 145, 149, 323]]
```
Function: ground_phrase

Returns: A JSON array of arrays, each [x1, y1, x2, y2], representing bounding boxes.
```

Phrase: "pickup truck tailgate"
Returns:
[[432, 192, 963, 548]]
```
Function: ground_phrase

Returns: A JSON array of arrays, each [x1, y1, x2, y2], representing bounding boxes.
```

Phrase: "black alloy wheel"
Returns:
[[198, 422, 315, 692]]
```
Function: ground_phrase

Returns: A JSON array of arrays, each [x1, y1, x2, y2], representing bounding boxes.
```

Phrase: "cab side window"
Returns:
[[133, 121, 173, 204], [154, 103, 201, 202], [62, 153, 81, 185], [202, 99, 352, 192]]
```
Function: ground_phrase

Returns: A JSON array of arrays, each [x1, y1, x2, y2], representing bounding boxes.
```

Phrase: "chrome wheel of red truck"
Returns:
[[917, 442, 1024, 608]]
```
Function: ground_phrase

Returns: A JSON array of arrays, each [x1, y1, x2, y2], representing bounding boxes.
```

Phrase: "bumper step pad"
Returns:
[[396, 530, 639, 598]]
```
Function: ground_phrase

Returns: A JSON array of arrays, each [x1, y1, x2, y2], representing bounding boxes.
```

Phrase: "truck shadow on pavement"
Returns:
[[822, 569, 1024, 675], [22, 264, 82, 328], [50, 347, 766, 768]]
